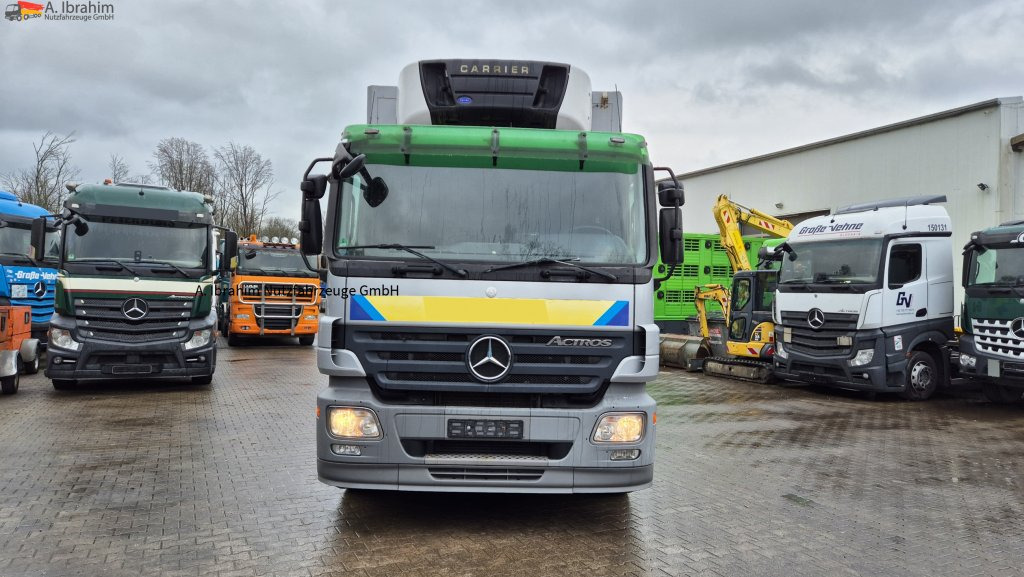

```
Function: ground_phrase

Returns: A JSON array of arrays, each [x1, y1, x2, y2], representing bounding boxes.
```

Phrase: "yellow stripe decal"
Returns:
[[350, 295, 629, 326]]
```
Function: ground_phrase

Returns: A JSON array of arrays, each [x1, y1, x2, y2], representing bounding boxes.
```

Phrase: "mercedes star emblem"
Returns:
[[1011, 317, 1024, 340], [807, 308, 826, 330], [32, 281, 46, 298], [121, 298, 149, 321], [466, 335, 513, 382]]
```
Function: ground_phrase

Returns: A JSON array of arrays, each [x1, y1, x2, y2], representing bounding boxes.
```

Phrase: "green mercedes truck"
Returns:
[[959, 220, 1024, 403], [32, 181, 232, 389], [300, 59, 683, 492]]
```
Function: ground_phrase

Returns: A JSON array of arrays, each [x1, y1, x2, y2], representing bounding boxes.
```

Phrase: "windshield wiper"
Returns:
[[137, 260, 192, 277], [73, 258, 143, 276], [483, 257, 616, 282], [341, 244, 467, 277]]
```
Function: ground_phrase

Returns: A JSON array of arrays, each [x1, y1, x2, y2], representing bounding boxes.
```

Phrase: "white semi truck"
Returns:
[[772, 196, 954, 400], [299, 59, 683, 492]]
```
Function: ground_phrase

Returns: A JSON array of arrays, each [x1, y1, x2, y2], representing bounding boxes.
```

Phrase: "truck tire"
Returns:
[[982, 382, 1023, 404], [51, 379, 76, 390], [299, 335, 315, 346], [900, 351, 938, 401], [192, 375, 213, 386], [24, 353, 39, 375], [1, 372, 18, 395]]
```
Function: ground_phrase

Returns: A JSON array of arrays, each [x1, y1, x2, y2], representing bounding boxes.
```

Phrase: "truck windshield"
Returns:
[[66, 218, 209, 270], [335, 164, 646, 265], [967, 245, 1024, 286], [237, 248, 316, 277], [779, 239, 883, 284]]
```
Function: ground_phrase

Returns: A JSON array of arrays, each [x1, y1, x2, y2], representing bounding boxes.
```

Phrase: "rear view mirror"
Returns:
[[300, 174, 329, 201], [657, 181, 684, 207], [71, 215, 89, 236], [363, 176, 389, 207], [299, 198, 323, 256], [30, 217, 46, 261], [333, 154, 366, 181], [659, 207, 683, 265], [220, 230, 238, 273]]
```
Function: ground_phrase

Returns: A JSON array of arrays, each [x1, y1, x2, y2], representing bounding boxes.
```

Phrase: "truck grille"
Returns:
[[973, 318, 1024, 360], [780, 311, 859, 357], [252, 303, 302, 332], [74, 297, 193, 343], [347, 327, 628, 395], [238, 282, 317, 304]]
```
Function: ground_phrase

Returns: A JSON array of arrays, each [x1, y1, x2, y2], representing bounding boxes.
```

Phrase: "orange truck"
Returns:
[[0, 306, 40, 394], [220, 235, 320, 346]]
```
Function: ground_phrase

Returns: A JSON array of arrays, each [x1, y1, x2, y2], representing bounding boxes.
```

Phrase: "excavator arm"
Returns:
[[712, 194, 794, 274], [693, 284, 730, 339]]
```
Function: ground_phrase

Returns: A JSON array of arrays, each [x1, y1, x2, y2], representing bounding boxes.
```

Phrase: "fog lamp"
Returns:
[[328, 407, 382, 439], [848, 348, 874, 367], [592, 413, 645, 443], [331, 444, 362, 456], [304, 315, 317, 321], [959, 353, 976, 369], [610, 449, 640, 461]]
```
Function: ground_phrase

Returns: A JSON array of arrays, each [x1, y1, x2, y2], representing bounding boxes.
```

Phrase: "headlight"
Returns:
[[304, 315, 317, 320], [183, 329, 212, 350], [48, 327, 81, 351], [848, 348, 874, 367], [960, 353, 976, 369], [776, 342, 788, 359], [235, 313, 250, 320], [592, 413, 645, 443], [328, 407, 382, 439]]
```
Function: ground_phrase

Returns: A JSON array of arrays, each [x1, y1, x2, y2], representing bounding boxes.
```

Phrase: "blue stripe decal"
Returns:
[[350, 294, 385, 321], [593, 301, 629, 326]]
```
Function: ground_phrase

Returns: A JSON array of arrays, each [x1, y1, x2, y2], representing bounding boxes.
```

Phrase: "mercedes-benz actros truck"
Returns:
[[773, 196, 954, 400], [300, 59, 683, 492], [958, 220, 1024, 403]]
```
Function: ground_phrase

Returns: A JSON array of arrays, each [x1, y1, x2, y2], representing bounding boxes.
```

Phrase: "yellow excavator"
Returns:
[[691, 195, 794, 383]]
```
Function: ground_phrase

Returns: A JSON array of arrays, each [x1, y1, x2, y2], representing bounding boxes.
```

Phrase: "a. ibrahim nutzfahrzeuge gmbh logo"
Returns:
[[466, 335, 513, 383], [121, 298, 149, 321], [807, 308, 826, 330], [5, 1, 115, 22]]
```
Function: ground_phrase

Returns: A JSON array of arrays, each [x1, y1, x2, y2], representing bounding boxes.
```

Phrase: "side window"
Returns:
[[888, 244, 922, 288], [732, 278, 751, 312]]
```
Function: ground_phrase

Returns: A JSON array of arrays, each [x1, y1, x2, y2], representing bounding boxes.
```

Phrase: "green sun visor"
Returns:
[[341, 124, 648, 174]]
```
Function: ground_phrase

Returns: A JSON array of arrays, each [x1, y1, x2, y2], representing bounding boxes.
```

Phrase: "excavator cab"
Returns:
[[727, 270, 777, 358]]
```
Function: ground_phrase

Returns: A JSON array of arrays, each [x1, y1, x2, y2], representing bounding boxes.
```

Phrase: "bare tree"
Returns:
[[149, 137, 215, 195], [130, 173, 153, 185], [259, 217, 298, 240], [108, 154, 130, 183], [214, 142, 279, 237], [0, 131, 80, 212]]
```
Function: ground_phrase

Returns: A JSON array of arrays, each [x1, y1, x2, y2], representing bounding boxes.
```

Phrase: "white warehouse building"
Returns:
[[675, 97, 1024, 309]]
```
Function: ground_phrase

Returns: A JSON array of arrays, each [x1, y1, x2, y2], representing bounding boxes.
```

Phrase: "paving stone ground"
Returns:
[[1, 338, 1023, 576]]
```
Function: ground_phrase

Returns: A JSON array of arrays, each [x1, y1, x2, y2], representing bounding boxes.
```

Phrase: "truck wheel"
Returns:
[[192, 375, 213, 386], [24, 353, 40, 375], [227, 333, 242, 347], [299, 335, 315, 346], [51, 379, 77, 390], [982, 382, 1023, 404], [1, 372, 18, 395], [900, 351, 938, 401]]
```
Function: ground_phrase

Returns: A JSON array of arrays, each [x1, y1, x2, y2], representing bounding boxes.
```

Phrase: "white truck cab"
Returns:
[[772, 195, 954, 400]]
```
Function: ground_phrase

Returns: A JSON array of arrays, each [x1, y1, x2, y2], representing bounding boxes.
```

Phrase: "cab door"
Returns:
[[883, 242, 928, 329]]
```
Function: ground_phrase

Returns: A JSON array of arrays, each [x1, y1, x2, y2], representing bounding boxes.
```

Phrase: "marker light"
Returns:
[[592, 413, 645, 443], [328, 407, 382, 439]]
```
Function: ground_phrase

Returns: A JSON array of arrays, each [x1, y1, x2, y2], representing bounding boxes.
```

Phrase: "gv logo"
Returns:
[[896, 291, 913, 307]]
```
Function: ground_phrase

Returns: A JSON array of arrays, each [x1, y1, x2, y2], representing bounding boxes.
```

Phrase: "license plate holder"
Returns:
[[447, 419, 523, 439]]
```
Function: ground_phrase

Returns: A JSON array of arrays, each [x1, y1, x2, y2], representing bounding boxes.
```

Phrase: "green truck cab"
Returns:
[[959, 220, 1024, 403], [33, 182, 226, 389]]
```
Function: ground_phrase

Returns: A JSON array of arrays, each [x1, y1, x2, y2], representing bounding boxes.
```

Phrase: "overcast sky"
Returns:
[[1, 0, 1021, 220]]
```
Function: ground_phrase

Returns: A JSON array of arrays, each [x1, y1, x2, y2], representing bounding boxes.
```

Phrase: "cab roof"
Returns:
[[341, 124, 648, 174], [65, 183, 213, 224], [0, 190, 50, 219]]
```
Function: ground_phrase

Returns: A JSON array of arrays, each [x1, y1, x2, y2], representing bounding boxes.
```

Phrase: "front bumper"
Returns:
[[774, 330, 903, 392], [44, 320, 217, 381], [958, 335, 1024, 388], [316, 379, 656, 493]]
